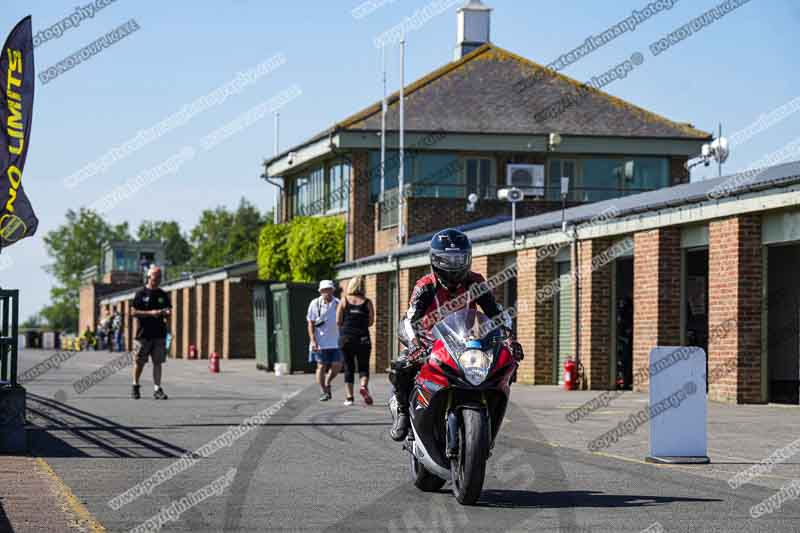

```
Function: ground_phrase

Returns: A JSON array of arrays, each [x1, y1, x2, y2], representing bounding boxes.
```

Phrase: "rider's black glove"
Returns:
[[505, 339, 524, 362], [407, 343, 431, 364]]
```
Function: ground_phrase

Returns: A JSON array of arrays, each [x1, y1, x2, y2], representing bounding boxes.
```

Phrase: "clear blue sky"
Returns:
[[2, 0, 798, 320]]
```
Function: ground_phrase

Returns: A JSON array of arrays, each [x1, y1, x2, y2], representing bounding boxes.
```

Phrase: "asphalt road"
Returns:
[[15, 349, 800, 532]]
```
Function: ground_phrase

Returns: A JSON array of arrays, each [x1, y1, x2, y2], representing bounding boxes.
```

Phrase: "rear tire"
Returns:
[[451, 409, 488, 505], [410, 450, 447, 492]]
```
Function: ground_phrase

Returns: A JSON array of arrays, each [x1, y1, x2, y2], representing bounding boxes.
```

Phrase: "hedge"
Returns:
[[257, 216, 345, 282]]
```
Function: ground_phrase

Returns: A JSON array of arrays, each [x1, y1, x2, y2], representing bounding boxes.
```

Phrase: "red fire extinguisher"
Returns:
[[209, 352, 220, 373], [563, 359, 577, 391], [188, 345, 197, 360]]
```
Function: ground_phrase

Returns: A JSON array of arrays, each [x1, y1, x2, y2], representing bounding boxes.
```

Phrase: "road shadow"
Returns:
[[477, 489, 721, 509], [26, 393, 189, 459], [0, 498, 12, 533]]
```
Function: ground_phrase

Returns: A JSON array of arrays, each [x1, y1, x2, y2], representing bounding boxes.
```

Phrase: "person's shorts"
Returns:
[[134, 338, 167, 365], [310, 348, 343, 365]]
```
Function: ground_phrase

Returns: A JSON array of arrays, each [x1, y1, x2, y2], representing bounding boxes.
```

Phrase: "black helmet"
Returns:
[[430, 228, 472, 291]]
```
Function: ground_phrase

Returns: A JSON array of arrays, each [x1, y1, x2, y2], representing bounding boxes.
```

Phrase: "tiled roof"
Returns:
[[268, 44, 710, 166], [337, 44, 710, 139]]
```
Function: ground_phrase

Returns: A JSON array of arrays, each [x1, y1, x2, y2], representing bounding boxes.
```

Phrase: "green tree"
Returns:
[[286, 216, 345, 282], [136, 220, 192, 267], [190, 198, 266, 268], [40, 208, 130, 332], [257, 220, 291, 281]]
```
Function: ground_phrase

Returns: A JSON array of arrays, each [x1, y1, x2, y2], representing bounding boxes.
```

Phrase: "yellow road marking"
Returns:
[[590, 450, 797, 482], [35, 457, 107, 532], [591, 451, 648, 465]]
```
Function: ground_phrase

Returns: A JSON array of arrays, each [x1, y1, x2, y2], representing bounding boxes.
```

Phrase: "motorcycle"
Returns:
[[391, 308, 518, 505]]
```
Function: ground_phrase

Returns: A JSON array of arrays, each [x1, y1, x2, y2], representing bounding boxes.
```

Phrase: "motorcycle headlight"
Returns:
[[458, 349, 492, 386]]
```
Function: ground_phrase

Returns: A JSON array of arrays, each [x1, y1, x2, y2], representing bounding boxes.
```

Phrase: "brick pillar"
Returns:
[[516, 248, 555, 384], [708, 215, 763, 403], [577, 238, 614, 390], [347, 151, 375, 261], [633, 228, 681, 391], [364, 273, 390, 374], [171, 289, 183, 358], [228, 281, 255, 359], [222, 280, 233, 359], [208, 281, 224, 357], [180, 287, 196, 359], [168, 289, 179, 358], [195, 284, 209, 358]]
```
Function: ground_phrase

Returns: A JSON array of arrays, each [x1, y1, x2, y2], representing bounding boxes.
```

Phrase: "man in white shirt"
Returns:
[[307, 280, 342, 401]]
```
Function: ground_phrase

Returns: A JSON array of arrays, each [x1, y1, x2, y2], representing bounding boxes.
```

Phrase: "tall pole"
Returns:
[[398, 35, 405, 246], [718, 122, 723, 178], [380, 44, 387, 204], [273, 112, 280, 224]]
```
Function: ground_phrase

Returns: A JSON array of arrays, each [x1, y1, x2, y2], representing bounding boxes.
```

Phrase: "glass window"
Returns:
[[464, 157, 495, 199], [413, 153, 462, 197], [370, 150, 411, 200], [547, 157, 668, 202], [292, 166, 326, 216], [546, 159, 577, 201], [327, 161, 350, 212], [580, 159, 620, 202]]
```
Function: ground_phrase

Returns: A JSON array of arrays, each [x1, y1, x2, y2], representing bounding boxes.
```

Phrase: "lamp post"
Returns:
[[560, 176, 569, 233], [497, 187, 524, 245]]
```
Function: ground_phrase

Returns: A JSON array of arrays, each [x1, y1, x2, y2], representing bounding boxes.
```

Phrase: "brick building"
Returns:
[[264, 1, 710, 265], [94, 260, 259, 360], [78, 240, 165, 334], [337, 161, 800, 405]]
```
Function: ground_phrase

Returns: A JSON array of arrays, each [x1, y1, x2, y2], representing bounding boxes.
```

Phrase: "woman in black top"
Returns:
[[336, 276, 375, 406]]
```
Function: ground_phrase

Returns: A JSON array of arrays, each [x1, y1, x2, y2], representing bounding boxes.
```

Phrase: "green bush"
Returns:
[[257, 216, 345, 282], [257, 222, 291, 281], [288, 216, 345, 282]]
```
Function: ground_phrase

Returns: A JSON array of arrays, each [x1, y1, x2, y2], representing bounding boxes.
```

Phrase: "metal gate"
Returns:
[[0, 290, 19, 386]]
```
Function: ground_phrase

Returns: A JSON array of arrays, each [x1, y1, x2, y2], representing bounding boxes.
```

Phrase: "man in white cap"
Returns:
[[131, 265, 171, 400], [307, 280, 342, 401]]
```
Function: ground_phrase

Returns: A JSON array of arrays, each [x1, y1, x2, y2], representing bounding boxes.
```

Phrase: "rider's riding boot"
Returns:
[[390, 402, 410, 441], [389, 356, 416, 441]]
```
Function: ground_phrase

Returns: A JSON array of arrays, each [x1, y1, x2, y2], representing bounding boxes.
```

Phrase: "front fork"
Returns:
[[445, 391, 492, 459]]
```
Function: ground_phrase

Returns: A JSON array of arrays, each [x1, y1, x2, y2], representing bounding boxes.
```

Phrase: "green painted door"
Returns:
[[556, 261, 574, 385], [272, 290, 291, 369], [253, 285, 269, 369]]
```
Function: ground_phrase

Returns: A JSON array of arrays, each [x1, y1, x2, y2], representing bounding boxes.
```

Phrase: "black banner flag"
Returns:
[[0, 16, 37, 250]]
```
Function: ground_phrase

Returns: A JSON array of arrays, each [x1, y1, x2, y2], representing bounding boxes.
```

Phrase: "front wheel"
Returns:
[[451, 408, 489, 505]]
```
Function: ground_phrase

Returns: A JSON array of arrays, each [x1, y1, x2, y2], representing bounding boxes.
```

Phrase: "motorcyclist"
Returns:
[[389, 228, 524, 442]]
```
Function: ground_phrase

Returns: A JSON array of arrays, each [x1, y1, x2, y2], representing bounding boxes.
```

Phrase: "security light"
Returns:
[[466, 192, 479, 212], [548, 132, 562, 151]]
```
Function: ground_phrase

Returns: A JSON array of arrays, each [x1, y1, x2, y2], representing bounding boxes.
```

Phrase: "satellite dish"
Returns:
[[709, 137, 730, 164], [467, 193, 478, 204]]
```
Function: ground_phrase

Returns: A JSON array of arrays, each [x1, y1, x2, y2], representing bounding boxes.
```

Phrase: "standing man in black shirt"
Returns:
[[131, 265, 171, 400]]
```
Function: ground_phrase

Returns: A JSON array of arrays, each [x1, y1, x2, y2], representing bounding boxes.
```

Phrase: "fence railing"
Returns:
[[0, 289, 20, 386]]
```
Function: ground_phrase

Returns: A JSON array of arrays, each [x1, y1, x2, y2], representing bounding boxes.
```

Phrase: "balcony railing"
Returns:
[[376, 183, 658, 229]]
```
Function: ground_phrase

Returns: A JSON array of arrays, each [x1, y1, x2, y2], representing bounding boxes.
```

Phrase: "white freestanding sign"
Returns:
[[646, 346, 709, 464]]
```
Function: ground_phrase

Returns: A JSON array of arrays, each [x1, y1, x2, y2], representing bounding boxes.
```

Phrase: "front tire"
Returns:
[[451, 409, 489, 505], [410, 449, 446, 492]]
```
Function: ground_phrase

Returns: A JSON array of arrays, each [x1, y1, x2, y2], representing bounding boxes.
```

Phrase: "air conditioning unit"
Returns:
[[506, 164, 544, 197]]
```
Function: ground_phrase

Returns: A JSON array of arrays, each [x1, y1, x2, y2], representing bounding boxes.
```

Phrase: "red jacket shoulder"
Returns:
[[414, 272, 437, 289], [467, 271, 486, 284]]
